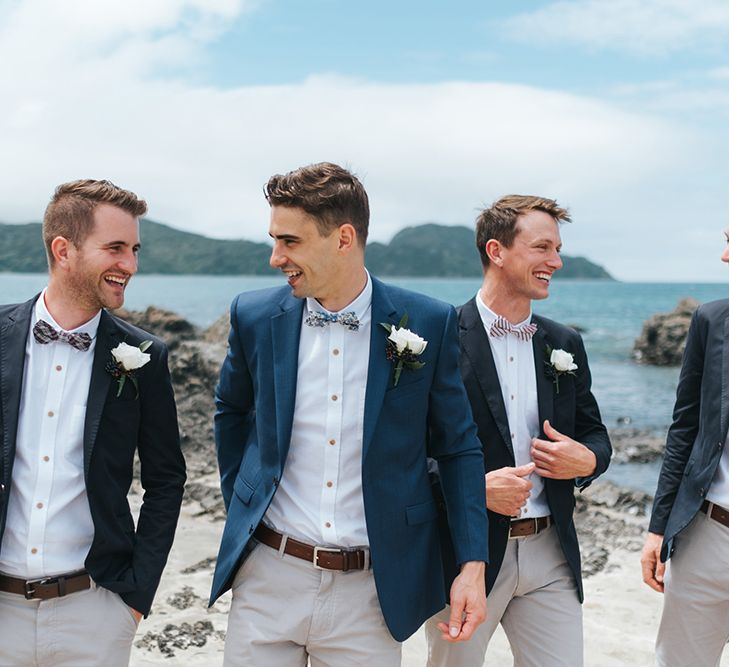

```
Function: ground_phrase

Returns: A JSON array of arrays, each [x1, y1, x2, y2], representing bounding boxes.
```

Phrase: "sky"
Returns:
[[1, 0, 729, 281]]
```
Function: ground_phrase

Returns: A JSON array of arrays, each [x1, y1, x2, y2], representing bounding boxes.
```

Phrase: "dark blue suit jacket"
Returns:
[[209, 277, 489, 641], [650, 299, 729, 560], [0, 296, 186, 615]]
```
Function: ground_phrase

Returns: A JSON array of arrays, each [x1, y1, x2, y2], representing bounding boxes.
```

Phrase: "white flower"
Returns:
[[388, 327, 428, 355], [111, 342, 151, 371], [550, 348, 577, 373]]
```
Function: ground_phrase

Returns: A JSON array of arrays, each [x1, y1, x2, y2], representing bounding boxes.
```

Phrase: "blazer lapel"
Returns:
[[721, 315, 729, 442], [460, 299, 514, 456], [271, 293, 304, 463], [83, 310, 117, 478], [0, 297, 36, 477], [362, 278, 399, 460], [532, 318, 555, 435]]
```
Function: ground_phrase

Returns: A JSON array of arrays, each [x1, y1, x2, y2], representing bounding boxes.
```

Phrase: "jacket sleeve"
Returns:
[[649, 309, 706, 534], [426, 306, 489, 566], [215, 294, 256, 510], [571, 332, 612, 489]]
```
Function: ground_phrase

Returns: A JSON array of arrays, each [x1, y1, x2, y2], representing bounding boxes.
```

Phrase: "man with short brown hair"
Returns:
[[211, 162, 489, 666], [426, 194, 611, 667], [0, 179, 185, 666]]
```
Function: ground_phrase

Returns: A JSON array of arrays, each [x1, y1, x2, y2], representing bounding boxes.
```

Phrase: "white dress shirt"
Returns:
[[0, 289, 99, 578], [708, 441, 729, 508], [265, 273, 372, 547], [476, 293, 550, 518]]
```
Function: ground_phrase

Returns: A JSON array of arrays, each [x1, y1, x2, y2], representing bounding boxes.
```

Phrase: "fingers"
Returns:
[[446, 595, 465, 639], [543, 419, 563, 440], [640, 546, 665, 593], [513, 462, 536, 477]]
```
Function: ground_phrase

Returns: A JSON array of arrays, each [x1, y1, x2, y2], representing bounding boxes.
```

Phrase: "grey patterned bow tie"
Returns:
[[489, 315, 538, 341], [33, 319, 92, 351], [305, 310, 360, 332]]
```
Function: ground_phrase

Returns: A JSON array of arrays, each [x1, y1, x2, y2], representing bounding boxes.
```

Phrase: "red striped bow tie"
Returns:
[[488, 316, 537, 341], [33, 319, 92, 351]]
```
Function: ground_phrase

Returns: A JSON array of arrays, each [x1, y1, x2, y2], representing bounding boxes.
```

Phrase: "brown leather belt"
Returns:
[[701, 500, 729, 529], [254, 524, 370, 571], [509, 516, 551, 539], [0, 571, 91, 600]]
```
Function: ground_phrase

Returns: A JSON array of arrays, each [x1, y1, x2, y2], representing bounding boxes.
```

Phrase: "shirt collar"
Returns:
[[34, 287, 102, 339], [475, 291, 532, 333], [305, 270, 373, 319]]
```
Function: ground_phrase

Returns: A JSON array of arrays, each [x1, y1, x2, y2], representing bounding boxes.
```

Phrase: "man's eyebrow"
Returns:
[[269, 233, 301, 241], [102, 240, 141, 250]]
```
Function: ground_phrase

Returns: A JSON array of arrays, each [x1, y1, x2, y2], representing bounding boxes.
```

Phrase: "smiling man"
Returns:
[[210, 162, 489, 666], [0, 180, 185, 666], [425, 195, 611, 667]]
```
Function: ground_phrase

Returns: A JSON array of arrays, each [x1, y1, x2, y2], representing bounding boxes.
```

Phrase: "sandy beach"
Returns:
[[127, 476, 729, 667]]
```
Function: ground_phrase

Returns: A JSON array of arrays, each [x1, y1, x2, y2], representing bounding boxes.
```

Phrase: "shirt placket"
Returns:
[[27, 343, 70, 572], [321, 323, 344, 544]]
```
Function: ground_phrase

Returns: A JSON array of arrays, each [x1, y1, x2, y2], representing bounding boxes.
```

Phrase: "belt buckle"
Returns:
[[24, 576, 53, 600], [312, 546, 341, 570]]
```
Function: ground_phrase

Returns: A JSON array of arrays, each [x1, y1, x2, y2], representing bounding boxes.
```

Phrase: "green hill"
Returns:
[[0, 220, 613, 279]]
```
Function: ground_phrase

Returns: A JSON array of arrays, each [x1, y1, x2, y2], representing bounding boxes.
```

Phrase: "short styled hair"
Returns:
[[475, 194, 571, 268], [43, 179, 147, 267], [265, 162, 369, 245]]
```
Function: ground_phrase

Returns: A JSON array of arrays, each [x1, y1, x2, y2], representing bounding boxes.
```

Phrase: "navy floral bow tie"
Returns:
[[305, 310, 360, 332], [488, 315, 538, 342], [33, 319, 92, 351]]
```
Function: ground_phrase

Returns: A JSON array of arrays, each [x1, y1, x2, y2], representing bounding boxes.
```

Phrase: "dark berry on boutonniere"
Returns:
[[380, 313, 427, 387]]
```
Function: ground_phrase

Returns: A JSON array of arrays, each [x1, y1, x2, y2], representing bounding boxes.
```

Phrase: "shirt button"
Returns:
[[332, 349, 340, 356], [331, 395, 338, 401], [30, 548, 38, 555], [326, 481, 333, 488], [329, 439, 336, 446], [511, 433, 515, 439], [36, 502, 43, 509], [325, 522, 331, 528], [509, 356, 514, 362], [42, 456, 49, 462], [510, 395, 515, 401], [55, 365, 62, 371], [47, 411, 54, 417]]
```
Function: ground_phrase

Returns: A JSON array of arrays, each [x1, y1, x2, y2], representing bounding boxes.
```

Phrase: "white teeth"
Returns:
[[285, 271, 301, 277], [105, 276, 126, 285], [535, 273, 551, 282]]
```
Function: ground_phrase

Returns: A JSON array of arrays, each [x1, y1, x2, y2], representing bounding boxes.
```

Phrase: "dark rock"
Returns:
[[135, 620, 224, 657], [633, 297, 699, 366], [167, 586, 204, 610], [609, 427, 666, 464], [113, 306, 198, 351], [181, 557, 217, 575]]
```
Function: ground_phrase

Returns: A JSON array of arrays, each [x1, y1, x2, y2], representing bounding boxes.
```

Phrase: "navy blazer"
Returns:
[[210, 277, 489, 642], [650, 299, 729, 561], [437, 299, 611, 602], [0, 296, 186, 615]]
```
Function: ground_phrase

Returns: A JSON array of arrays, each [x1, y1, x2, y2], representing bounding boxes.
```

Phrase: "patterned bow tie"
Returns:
[[488, 316, 537, 342], [33, 319, 92, 351], [305, 310, 360, 332]]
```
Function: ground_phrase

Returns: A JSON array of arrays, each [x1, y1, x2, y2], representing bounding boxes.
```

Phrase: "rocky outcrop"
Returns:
[[632, 297, 699, 366], [609, 428, 666, 464]]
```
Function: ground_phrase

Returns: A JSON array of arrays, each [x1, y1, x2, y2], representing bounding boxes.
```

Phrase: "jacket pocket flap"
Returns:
[[406, 499, 439, 525], [234, 475, 256, 505]]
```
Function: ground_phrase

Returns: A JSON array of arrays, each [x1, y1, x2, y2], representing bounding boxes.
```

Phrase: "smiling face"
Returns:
[[268, 205, 349, 309], [493, 209, 563, 308], [63, 203, 140, 313]]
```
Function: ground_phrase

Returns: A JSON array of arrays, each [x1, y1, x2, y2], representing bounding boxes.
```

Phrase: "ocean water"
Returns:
[[3, 274, 726, 493]]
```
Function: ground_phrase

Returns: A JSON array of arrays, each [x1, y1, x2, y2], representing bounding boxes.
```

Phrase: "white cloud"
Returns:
[[0, 0, 723, 281], [502, 0, 729, 56]]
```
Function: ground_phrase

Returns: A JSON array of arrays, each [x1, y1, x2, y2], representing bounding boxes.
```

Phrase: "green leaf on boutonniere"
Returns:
[[379, 312, 427, 387]]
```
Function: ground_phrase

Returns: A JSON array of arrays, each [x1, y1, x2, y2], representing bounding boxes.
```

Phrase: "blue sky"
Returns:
[[1, 0, 729, 280]]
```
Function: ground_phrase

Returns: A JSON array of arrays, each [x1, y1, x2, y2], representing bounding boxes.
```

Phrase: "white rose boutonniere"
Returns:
[[107, 341, 153, 398], [380, 314, 427, 387], [545, 346, 578, 394]]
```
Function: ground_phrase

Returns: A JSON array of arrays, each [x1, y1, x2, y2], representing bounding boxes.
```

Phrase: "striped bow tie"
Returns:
[[33, 319, 92, 351], [305, 310, 360, 332], [488, 316, 537, 341]]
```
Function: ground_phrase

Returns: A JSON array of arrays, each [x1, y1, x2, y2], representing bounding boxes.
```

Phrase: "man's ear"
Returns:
[[337, 223, 357, 252], [50, 236, 73, 268], [485, 238, 504, 267]]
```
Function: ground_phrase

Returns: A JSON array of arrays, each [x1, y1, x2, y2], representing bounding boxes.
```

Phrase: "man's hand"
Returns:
[[485, 463, 535, 516], [130, 607, 143, 624], [436, 561, 487, 642], [640, 532, 666, 593], [530, 420, 596, 479]]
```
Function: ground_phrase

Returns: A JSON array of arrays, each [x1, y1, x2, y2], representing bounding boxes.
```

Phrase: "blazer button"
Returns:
[[273, 476, 279, 487], [249, 525, 254, 534], [699, 488, 706, 497]]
